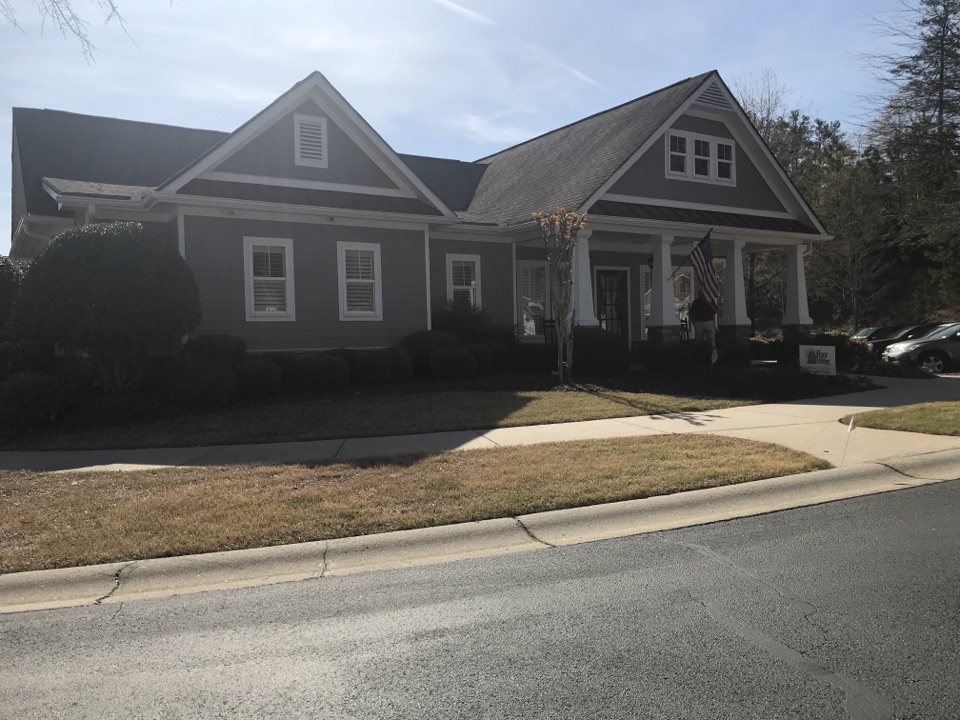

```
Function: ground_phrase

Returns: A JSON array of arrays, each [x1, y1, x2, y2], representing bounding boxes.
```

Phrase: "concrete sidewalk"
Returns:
[[2, 374, 959, 472], [3, 374, 960, 614]]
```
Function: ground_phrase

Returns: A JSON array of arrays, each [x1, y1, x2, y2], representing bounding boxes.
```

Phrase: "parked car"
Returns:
[[867, 323, 946, 356], [882, 322, 960, 373], [852, 325, 906, 342]]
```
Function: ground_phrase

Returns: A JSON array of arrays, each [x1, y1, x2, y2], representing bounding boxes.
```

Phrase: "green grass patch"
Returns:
[[845, 401, 960, 436]]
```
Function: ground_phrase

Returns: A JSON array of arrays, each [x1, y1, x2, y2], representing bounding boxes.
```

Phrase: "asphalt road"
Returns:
[[3, 481, 959, 719]]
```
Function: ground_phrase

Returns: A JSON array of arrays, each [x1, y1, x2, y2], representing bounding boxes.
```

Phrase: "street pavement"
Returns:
[[2, 374, 960, 614]]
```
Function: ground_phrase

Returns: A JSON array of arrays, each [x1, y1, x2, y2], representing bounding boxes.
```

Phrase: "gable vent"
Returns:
[[295, 114, 328, 168], [694, 81, 732, 110]]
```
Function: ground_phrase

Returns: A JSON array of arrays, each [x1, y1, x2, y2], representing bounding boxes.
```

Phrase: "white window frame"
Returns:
[[446, 253, 482, 309], [517, 260, 551, 341], [665, 131, 736, 185], [294, 113, 328, 169], [243, 237, 295, 322], [337, 241, 383, 322]]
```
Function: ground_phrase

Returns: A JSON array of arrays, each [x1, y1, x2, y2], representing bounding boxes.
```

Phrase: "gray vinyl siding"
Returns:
[[609, 115, 785, 213], [429, 238, 513, 328], [213, 100, 400, 189], [184, 215, 427, 351]]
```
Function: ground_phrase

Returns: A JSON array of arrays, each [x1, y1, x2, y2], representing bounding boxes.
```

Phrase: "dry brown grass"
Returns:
[[0, 434, 829, 573]]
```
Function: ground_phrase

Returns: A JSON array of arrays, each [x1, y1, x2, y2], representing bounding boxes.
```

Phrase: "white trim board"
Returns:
[[600, 194, 793, 219], [199, 171, 413, 198]]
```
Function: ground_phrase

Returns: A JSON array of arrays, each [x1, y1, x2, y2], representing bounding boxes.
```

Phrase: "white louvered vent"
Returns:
[[295, 114, 328, 168], [694, 81, 732, 109]]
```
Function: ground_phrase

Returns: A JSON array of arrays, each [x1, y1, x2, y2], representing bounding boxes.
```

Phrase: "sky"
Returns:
[[1, 0, 911, 256]]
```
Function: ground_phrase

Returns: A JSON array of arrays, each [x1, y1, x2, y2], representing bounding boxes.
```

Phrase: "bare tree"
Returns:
[[1, 0, 124, 61], [532, 207, 587, 385]]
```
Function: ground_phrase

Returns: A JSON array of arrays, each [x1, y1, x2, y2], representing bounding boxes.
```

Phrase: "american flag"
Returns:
[[690, 231, 721, 308]]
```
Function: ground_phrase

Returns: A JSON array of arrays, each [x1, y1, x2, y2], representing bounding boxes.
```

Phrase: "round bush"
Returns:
[[183, 334, 248, 366], [430, 346, 477, 380], [572, 327, 628, 377], [296, 354, 350, 393], [382, 347, 413, 384], [235, 358, 283, 400], [400, 331, 457, 377], [0, 340, 55, 380], [260, 352, 302, 392], [324, 348, 359, 382], [354, 350, 394, 385], [463, 343, 493, 375], [0, 372, 64, 432], [173, 355, 235, 408], [485, 341, 515, 373]]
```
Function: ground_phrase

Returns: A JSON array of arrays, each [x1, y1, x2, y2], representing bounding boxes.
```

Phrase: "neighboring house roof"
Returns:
[[465, 72, 714, 224], [397, 154, 487, 213]]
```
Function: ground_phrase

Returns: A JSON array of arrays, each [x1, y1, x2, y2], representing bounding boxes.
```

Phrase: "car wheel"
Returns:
[[918, 351, 949, 374]]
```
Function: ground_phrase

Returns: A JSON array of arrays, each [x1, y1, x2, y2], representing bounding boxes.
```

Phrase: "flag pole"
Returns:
[[667, 228, 714, 281]]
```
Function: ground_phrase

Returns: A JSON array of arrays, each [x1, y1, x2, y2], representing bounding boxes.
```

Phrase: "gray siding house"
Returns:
[[10, 70, 827, 351]]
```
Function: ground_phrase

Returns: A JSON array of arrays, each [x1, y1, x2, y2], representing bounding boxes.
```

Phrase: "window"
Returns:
[[446, 254, 481, 309], [517, 261, 549, 338], [337, 241, 382, 321], [294, 113, 328, 168], [666, 131, 735, 185], [243, 237, 295, 321]]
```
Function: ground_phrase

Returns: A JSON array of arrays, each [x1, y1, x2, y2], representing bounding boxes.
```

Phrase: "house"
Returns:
[[10, 70, 827, 351]]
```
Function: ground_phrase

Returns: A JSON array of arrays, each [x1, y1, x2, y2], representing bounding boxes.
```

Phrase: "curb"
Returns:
[[3, 447, 959, 615]]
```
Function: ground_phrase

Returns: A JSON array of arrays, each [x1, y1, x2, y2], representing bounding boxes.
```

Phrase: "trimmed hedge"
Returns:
[[0, 340, 55, 380], [486, 341, 515, 373], [430, 346, 477, 380], [513, 342, 557, 373], [260, 352, 302, 392], [183, 334, 248, 366], [0, 372, 64, 432], [571, 327, 628, 377], [173, 355, 236, 407], [463, 343, 493, 375], [400, 331, 458, 377], [633, 341, 707, 377], [235, 358, 284, 400], [297, 354, 350, 393]]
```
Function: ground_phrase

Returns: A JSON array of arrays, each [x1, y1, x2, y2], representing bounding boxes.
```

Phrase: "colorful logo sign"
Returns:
[[799, 345, 836, 376]]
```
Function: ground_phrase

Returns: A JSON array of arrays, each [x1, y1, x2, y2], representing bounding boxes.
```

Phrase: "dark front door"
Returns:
[[595, 269, 629, 339]]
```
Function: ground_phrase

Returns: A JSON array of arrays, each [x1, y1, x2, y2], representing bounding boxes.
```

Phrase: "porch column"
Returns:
[[647, 234, 681, 342], [783, 243, 813, 333], [571, 229, 599, 328], [718, 238, 751, 343]]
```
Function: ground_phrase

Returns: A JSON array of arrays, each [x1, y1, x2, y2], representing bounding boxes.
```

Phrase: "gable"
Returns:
[[608, 113, 786, 213], [210, 100, 401, 191]]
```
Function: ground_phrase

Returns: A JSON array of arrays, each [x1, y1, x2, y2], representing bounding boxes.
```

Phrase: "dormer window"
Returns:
[[666, 131, 735, 185], [294, 114, 328, 168]]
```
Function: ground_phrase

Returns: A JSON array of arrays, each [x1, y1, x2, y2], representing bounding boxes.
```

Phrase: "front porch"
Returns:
[[513, 225, 815, 346]]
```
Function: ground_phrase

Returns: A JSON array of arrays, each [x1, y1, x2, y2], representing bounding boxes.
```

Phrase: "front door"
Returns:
[[595, 268, 629, 340]]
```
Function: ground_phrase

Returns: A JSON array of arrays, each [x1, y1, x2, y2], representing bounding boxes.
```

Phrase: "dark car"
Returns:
[[852, 325, 906, 342], [867, 323, 946, 356], [882, 322, 960, 373]]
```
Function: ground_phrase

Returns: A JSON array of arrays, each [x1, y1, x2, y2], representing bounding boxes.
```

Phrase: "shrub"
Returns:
[[0, 372, 65, 432], [383, 347, 414, 384], [0, 340, 55, 380], [324, 348, 360, 381], [0, 257, 24, 340], [513, 342, 557, 373], [139, 354, 180, 391], [172, 355, 235, 408], [296, 354, 350, 393], [354, 350, 395, 385], [430, 346, 477, 380], [400, 331, 458, 377], [572, 327, 628, 377], [260, 352, 302, 392], [633, 341, 705, 377], [235, 358, 284, 400], [11, 222, 201, 393], [463, 343, 493, 375], [486, 341, 515, 373], [183, 334, 248, 366], [431, 304, 508, 344]]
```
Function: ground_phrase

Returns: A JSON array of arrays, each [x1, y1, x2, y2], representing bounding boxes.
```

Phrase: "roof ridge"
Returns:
[[474, 70, 715, 163], [12, 107, 227, 136]]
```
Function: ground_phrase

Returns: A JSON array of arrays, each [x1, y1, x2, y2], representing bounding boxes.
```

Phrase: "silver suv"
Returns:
[[882, 322, 960, 373]]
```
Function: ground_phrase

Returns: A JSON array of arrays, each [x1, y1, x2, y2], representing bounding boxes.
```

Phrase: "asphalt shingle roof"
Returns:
[[464, 72, 713, 224]]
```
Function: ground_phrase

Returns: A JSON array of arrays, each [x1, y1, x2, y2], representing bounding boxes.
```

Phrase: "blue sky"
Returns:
[[1, 0, 908, 255]]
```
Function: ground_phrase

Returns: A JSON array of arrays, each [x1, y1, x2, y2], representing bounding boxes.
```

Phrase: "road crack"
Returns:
[[94, 562, 137, 605], [514, 518, 556, 548]]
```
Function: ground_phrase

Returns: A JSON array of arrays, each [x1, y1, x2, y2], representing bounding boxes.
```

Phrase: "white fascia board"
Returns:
[[585, 214, 831, 243], [198, 171, 415, 198], [600, 193, 795, 220]]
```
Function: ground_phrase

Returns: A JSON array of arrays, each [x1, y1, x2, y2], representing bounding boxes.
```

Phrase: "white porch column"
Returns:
[[783, 244, 813, 326], [718, 238, 750, 328], [648, 234, 680, 341], [571, 228, 599, 327]]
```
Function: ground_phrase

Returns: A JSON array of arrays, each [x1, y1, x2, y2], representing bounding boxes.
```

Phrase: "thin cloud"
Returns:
[[450, 114, 536, 145], [524, 44, 603, 89], [429, 0, 496, 26]]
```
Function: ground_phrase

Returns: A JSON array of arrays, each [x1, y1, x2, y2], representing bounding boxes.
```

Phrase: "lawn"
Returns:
[[0, 434, 830, 573], [845, 401, 960, 436]]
